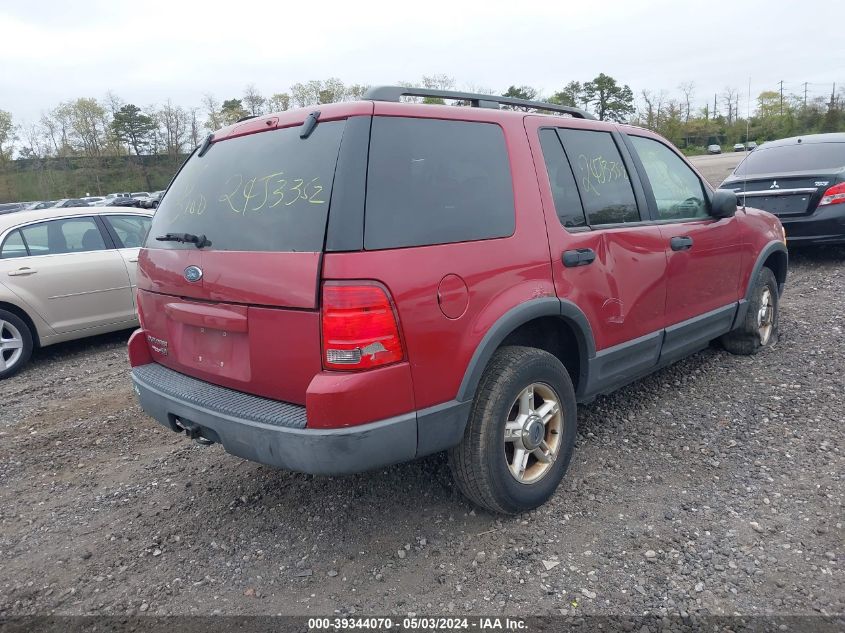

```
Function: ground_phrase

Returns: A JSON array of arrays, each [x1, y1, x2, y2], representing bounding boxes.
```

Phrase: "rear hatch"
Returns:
[[137, 112, 351, 405], [723, 140, 845, 217], [727, 175, 831, 217]]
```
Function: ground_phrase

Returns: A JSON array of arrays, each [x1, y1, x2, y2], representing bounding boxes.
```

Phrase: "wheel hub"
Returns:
[[521, 415, 544, 450]]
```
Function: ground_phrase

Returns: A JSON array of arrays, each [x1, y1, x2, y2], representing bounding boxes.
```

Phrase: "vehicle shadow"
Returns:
[[166, 347, 731, 536], [29, 328, 134, 363], [788, 244, 845, 265]]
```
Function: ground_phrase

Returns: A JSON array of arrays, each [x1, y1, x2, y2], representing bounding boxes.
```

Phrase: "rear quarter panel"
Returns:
[[0, 280, 56, 346]]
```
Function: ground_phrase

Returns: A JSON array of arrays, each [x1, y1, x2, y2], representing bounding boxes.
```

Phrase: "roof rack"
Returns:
[[363, 86, 596, 120]]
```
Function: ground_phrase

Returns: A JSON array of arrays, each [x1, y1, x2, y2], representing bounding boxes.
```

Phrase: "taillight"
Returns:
[[818, 182, 845, 207], [321, 282, 404, 371]]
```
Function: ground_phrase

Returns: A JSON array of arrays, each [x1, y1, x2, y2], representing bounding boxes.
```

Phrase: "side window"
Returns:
[[104, 215, 152, 248], [538, 129, 587, 229], [364, 117, 515, 249], [558, 129, 640, 225], [630, 136, 708, 220], [20, 217, 106, 256], [0, 230, 28, 259]]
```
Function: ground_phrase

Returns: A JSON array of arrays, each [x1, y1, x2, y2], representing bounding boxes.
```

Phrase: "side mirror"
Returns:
[[710, 189, 737, 219]]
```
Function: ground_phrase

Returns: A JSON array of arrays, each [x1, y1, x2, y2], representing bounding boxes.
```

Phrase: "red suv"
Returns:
[[128, 87, 787, 513]]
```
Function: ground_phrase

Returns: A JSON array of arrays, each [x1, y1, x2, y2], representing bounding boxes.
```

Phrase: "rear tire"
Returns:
[[448, 346, 577, 514], [721, 267, 779, 356], [0, 309, 33, 379]]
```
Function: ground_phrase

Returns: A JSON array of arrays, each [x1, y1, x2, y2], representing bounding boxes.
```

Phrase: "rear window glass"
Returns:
[[21, 217, 105, 255], [104, 214, 152, 248], [735, 142, 845, 175], [364, 117, 515, 250], [149, 121, 345, 252], [558, 129, 640, 225]]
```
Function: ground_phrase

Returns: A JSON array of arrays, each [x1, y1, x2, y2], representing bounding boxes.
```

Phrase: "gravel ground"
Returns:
[[0, 248, 842, 616]]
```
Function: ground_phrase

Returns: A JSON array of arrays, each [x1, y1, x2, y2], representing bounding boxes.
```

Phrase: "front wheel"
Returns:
[[448, 346, 577, 514], [721, 267, 779, 355]]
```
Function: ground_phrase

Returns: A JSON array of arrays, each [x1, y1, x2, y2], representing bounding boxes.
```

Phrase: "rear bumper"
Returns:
[[131, 363, 469, 475], [781, 204, 845, 246]]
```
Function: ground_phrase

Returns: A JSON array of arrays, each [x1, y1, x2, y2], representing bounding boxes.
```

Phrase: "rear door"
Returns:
[[137, 109, 364, 405], [526, 117, 669, 387], [0, 216, 135, 333], [625, 133, 742, 358]]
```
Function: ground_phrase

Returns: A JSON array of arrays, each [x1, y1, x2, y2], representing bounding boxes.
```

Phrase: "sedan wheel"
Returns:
[[0, 309, 33, 379], [0, 319, 24, 372]]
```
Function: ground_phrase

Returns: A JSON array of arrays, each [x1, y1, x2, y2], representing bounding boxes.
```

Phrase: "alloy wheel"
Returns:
[[503, 382, 563, 484]]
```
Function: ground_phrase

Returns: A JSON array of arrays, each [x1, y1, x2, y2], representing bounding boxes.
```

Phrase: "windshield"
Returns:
[[148, 120, 345, 252], [734, 142, 845, 176]]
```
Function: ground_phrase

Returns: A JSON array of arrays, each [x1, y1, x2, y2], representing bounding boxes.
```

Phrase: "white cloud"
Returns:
[[1, 0, 842, 123]]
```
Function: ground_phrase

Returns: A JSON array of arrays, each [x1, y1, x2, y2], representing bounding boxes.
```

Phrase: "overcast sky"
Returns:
[[2, 0, 842, 124]]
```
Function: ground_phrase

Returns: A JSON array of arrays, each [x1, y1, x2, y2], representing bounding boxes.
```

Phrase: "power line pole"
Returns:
[[778, 80, 784, 115], [713, 93, 717, 118], [803, 82, 808, 107]]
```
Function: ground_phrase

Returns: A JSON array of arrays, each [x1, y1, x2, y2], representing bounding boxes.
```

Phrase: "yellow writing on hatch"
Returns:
[[168, 179, 208, 221], [220, 172, 326, 215]]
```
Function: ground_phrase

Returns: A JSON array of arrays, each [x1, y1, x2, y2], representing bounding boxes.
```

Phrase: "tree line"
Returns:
[[1, 74, 843, 201]]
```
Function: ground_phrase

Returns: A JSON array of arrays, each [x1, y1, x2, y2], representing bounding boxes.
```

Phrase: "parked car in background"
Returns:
[[128, 87, 788, 513], [30, 201, 58, 210], [707, 144, 722, 154], [0, 203, 25, 215], [81, 196, 104, 205], [0, 207, 153, 378], [103, 197, 146, 207], [721, 133, 845, 246], [733, 143, 745, 152], [746, 141, 758, 151], [20, 202, 45, 211], [47, 199, 89, 208], [105, 193, 131, 200], [132, 191, 165, 208], [130, 192, 151, 199]]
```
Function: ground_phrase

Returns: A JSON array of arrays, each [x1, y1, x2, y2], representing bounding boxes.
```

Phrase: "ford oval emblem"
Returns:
[[184, 266, 203, 283]]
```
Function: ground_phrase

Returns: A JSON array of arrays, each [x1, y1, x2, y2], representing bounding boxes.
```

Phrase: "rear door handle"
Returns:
[[7, 267, 37, 277], [127, 257, 139, 263], [562, 248, 596, 267], [670, 236, 694, 251]]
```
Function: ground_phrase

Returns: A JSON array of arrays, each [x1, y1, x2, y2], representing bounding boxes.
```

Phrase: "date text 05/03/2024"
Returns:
[[308, 616, 528, 631]]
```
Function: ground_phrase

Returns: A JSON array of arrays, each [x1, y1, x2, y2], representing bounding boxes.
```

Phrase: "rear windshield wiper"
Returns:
[[155, 233, 212, 249]]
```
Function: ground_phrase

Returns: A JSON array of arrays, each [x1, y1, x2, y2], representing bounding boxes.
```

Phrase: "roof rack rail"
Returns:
[[363, 86, 596, 120]]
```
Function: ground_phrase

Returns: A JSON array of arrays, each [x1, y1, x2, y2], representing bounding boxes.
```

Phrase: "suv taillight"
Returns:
[[818, 182, 845, 207], [321, 282, 404, 371]]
